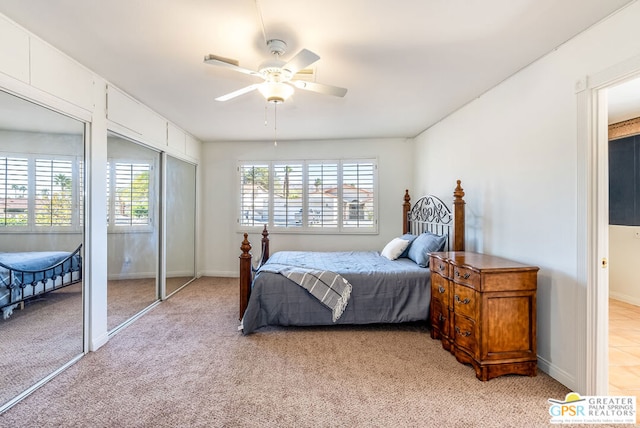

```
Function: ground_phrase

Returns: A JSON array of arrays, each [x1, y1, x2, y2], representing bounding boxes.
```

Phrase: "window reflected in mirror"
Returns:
[[0, 90, 84, 411]]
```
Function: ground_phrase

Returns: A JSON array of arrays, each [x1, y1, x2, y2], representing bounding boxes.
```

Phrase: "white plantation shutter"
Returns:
[[113, 162, 151, 226], [342, 162, 375, 229], [35, 158, 73, 226], [238, 159, 377, 232], [77, 159, 84, 227], [0, 154, 81, 230], [0, 156, 29, 227], [273, 163, 303, 228], [308, 162, 338, 228], [239, 163, 269, 227]]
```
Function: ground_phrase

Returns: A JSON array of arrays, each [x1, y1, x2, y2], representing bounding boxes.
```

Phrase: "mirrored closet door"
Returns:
[[0, 91, 85, 411], [164, 155, 196, 296], [106, 133, 160, 332]]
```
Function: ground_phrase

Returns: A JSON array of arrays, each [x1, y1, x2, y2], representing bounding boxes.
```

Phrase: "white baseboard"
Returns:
[[166, 270, 197, 278], [537, 355, 577, 392], [609, 291, 640, 307], [199, 270, 239, 278], [107, 272, 156, 280], [108, 271, 237, 280]]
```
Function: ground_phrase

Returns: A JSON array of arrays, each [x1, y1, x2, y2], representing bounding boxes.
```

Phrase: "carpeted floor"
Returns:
[[0, 276, 612, 427], [107, 278, 158, 331], [0, 277, 175, 409], [0, 282, 83, 407]]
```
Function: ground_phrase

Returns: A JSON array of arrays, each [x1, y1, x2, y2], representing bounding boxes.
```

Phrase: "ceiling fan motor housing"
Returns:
[[267, 39, 287, 56], [259, 59, 292, 83]]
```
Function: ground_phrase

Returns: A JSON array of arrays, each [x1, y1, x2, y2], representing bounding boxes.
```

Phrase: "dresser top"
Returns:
[[430, 251, 539, 272]]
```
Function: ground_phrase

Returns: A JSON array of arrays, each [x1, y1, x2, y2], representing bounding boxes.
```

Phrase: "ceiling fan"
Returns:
[[204, 39, 347, 103]]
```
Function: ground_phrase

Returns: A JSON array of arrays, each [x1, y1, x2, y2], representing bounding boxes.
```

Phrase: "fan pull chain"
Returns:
[[273, 102, 278, 147], [264, 103, 268, 126]]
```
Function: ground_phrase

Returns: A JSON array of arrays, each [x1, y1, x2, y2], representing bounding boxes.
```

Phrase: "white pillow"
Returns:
[[381, 237, 410, 260]]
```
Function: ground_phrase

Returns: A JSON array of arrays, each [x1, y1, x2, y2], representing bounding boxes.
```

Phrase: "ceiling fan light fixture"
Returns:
[[258, 82, 294, 103]]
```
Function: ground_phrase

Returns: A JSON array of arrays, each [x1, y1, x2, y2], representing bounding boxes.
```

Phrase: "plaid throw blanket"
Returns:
[[259, 263, 352, 322]]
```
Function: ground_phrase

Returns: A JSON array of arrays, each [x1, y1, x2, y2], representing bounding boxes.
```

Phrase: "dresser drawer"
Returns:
[[452, 265, 479, 288], [453, 284, 477, 319], [454, 314, 476, 352], [430, 298, 450, 337], [430, 256, 449, 277], [431, 273, 450, 304]]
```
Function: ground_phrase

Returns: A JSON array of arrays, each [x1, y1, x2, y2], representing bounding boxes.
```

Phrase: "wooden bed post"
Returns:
[[453, 180, 466, 251], [239, 233, 252, 320], [402, 189, 411, 234], [261, 224, 270, 265]]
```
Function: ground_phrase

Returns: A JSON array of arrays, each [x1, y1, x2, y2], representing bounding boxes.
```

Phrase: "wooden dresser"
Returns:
[[429, 251, 539, 381]]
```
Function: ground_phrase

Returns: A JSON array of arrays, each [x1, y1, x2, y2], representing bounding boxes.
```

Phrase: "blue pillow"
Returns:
[[407, 232, 447, 267], [399, 233, 418, 258]]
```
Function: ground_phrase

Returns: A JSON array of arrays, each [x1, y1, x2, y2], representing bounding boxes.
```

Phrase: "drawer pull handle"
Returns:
[[455, 271, 471, 279], [438, 264, 445, 271], [438, 313, 447, 322], [455, 326, 471, 337], [438, 286, 446, 294], [454, 295, 471, 305]]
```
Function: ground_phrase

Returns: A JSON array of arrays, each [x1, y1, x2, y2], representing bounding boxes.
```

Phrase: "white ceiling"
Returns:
[[0, 0, 637, 142], [609, 77, 640, 124]]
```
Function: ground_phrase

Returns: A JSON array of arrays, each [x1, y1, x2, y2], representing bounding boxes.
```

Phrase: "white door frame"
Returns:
[[579, 54, 640, 395]]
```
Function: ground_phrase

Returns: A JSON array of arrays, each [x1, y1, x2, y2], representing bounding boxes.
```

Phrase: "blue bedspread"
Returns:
[[241, 251, 431, 334], [0, 250, 82, 311]]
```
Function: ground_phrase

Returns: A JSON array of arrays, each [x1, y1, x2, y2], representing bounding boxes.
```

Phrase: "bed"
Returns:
[[0, 244, 82, 319], [238, 180, 466, 334]]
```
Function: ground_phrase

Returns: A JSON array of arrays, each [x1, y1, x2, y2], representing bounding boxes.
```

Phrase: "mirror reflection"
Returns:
[[106, 133, 159, 332], [165, 155, 196, 296], [0, 90, 84, 410]]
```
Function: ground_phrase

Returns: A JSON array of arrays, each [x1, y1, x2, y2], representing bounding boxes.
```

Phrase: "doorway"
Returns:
[[607, 78, 640, 396], [585, 61, 640, 396]]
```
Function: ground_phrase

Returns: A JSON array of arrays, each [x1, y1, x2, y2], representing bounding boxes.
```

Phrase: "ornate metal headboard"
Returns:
[[406, 194, 453, 250], [402, 181, 465, 252]]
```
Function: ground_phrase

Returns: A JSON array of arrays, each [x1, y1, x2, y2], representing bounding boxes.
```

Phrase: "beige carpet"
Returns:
[[0, 277, 174, 409], [107, 278, 158, 331], [0, 282, 83, 407], [0, 276, 609, 427]]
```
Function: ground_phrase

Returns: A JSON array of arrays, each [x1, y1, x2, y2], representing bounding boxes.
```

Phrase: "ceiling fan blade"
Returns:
[[283, 49, 320, 75], [215, 84, 261, 101], [204, 54, 260, 77], [291, 80, 348, 98]]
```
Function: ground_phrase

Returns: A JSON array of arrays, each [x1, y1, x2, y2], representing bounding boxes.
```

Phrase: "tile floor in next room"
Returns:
[[609, 298, 640, 398]]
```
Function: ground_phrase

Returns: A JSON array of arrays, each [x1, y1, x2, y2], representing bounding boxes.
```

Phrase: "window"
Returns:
[[239, 163, 269, 227], [35, 159, 73, 226], [0, 154, 80, 230], [107, 160, 153, 229], [273, 163, 303, 227], [238, 159, 377, 233], [0, 156, 28, 226]]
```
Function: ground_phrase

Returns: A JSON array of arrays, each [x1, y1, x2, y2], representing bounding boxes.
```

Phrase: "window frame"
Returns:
[[0, 151, 82, 232], [106, 158, 156, 233], [237, 158, 378, 234]]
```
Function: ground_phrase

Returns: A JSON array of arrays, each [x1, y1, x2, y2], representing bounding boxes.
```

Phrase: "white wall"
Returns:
[[413, 2, 640, 393], [0, 13, 202, 351], [200, 138, 416, 276]]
